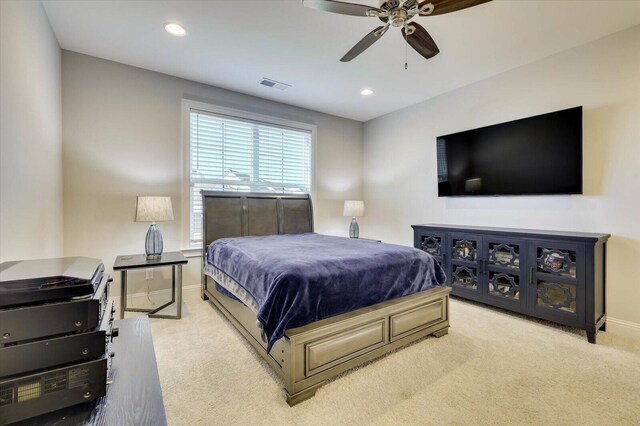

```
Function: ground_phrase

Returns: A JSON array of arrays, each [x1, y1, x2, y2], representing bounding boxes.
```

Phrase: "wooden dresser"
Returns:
[[412, 224, 610, 343]]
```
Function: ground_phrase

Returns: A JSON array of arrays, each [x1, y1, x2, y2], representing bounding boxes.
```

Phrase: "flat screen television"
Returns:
[[436, 106, 583, 197]]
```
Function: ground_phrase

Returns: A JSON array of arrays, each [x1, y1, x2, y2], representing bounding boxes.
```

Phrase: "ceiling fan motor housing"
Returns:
[[378, 0, 420, 10], [378, 0, 421, 26]]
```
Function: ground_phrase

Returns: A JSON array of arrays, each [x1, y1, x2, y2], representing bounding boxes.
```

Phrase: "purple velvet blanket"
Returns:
[[205, 233, 446, 352]]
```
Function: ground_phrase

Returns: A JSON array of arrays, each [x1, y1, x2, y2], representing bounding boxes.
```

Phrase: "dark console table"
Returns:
[[18, 316, 167, 425], [412, 224, 610, 343]]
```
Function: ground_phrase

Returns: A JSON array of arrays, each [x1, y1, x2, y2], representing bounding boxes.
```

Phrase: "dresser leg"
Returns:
[[587, 331, 596, 344], [599, 322, 606, 332]]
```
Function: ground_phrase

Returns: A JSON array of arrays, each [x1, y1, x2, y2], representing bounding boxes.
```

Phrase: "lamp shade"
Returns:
[[135, 196, 174, 222], [343, 200, 364, 217]]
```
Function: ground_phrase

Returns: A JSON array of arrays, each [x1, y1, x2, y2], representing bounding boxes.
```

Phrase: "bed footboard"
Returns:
[[204, 276, 450, 406]]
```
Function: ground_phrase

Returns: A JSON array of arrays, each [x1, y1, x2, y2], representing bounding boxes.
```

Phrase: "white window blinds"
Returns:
[[189, 109, 312, 244], [436, 139, 448, 183]]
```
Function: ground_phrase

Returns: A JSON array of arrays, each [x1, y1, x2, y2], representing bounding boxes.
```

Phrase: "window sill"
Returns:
[[181, 247, 202, 258]]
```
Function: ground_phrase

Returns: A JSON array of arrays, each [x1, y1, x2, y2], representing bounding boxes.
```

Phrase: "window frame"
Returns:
[[181, 99, 317, 249]]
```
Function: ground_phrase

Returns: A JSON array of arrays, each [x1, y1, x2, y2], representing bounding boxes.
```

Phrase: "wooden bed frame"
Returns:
[[200, 191, 450, 406]]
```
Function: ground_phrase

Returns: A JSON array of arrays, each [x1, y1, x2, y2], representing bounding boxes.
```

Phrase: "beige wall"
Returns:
[[363, 26, 640, 333], [0, 0, 63, 262], [62, 51, 363, 297]]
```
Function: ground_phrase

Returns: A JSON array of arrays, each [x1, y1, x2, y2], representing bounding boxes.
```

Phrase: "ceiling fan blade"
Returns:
[[303, 0, 383, 17], [340, 26, 388, 62], [401, 23, 440, 60], [419, 0, 491, 16]]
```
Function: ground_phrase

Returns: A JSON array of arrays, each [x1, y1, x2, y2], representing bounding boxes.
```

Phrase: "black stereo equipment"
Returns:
[[0, 300, 114, 378], [0, 354, 111, 424], [0, 257, 105, 308], [0, 274, 109, 346], [0, 257, 115, 425]]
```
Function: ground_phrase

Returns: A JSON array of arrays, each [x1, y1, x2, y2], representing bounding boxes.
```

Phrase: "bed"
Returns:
[[200, 191, 450, 406]]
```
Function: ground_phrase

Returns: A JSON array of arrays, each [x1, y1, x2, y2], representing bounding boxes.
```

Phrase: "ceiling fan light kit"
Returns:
[[303, 0, 491, 67]]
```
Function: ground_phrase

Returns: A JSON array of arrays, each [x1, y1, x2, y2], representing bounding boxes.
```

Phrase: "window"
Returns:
[[186, 105, 313, 245], [436, 139, 448, 183]]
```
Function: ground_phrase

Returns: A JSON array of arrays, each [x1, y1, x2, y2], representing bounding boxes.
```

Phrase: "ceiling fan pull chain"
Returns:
[[404, 25, 408, 70]]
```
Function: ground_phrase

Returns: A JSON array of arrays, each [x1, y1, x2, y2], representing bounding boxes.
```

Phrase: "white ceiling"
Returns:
[[42, 0, 640, 122]]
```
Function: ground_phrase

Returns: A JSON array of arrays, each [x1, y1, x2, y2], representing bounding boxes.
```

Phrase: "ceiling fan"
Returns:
[[303, 0, 491, 67]]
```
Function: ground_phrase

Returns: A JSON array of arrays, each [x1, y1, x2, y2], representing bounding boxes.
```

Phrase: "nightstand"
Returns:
[[113, 251, 187, 320]]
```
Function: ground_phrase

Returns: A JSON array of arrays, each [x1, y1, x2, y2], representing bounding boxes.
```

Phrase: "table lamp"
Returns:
[[343, 200, 364, 239], [135, 196, 174, 259]]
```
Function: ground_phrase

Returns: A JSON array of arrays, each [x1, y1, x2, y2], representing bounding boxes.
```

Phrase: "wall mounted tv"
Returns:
[[436, 106, 583, 197]]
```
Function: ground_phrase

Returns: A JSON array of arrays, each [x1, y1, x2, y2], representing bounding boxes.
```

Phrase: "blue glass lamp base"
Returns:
[[349, 217, 359, 239], [145, 223, 164, 260]]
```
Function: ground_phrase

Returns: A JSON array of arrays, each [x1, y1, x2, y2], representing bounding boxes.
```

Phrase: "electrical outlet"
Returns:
[[145, 269, 153, 280]]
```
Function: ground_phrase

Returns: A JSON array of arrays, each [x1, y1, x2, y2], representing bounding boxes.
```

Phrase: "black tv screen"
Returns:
[[436, 106, 582, 197]]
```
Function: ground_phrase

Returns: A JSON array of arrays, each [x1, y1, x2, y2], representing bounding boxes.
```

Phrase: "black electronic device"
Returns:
[[436, 106, 583, 196], [0, 272, 109, 346], [0, 257, 104, 308], [0, 257, 115, 425], [0, 351, 112, 425], [0, 300, 115, 378]]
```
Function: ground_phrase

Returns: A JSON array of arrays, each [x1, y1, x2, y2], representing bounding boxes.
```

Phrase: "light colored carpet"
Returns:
[[148, 288, 640, 425]]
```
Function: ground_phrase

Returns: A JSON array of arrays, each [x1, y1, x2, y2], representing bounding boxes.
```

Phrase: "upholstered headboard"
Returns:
[[201, 191, 314, 248]]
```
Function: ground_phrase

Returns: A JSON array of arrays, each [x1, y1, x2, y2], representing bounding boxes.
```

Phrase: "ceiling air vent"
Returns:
[[259, 78, 291, 91]]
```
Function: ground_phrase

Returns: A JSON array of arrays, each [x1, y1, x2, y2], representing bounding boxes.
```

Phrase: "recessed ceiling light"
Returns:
[[165, 23, 187, 37], [360, 89, 374, 96]]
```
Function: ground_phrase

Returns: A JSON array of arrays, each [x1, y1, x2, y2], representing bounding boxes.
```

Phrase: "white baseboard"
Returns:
[[113, 286, 640, 340], [606, 317, 640, 339], [182, 284, 201, 292]]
